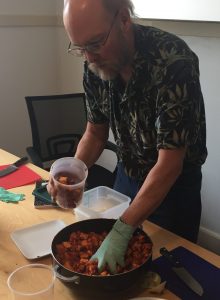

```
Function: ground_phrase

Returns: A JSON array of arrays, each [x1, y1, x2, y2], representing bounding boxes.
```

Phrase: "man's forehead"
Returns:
[[65, 0, 110, 19], [65, 0, 113, 44]]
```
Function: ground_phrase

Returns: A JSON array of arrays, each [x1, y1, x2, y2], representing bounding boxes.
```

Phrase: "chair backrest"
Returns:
[[25, 93, 87, 163]]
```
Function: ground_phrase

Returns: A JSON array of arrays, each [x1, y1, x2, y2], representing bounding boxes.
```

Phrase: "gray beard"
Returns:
[[88, 63, 119, 81]]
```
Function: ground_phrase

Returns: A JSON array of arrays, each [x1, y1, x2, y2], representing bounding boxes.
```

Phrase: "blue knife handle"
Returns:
[[14, 157, 29, 167], [160, 247, 181, 268]]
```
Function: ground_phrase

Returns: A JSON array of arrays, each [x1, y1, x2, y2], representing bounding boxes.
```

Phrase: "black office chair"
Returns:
[[25, 93, 118, 189]]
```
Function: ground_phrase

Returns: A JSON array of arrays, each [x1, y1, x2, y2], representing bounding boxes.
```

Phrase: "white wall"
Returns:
[[0, 25, 59, 156], [181, 36, 220, 250], [56, 27, 84, 93], [0, 0, 56, 15], [0, 0, 57, 157]]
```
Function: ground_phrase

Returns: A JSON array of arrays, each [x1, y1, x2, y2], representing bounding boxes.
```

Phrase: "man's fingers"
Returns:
[[117, 256, 125, 268], [47, 178, 57, 199], [97, 256, 106, 272], [90, 253, 98, 262], [108, 259, 117, 274]]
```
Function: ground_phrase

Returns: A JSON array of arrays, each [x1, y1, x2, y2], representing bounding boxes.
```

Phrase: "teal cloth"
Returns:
[[0, 187, 25, 203]]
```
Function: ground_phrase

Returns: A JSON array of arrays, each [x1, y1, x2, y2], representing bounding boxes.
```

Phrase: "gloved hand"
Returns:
[[90, 218, 135, 274]]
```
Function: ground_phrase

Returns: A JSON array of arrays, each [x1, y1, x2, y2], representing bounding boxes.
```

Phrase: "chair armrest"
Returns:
[[26, 147, 43, 168]]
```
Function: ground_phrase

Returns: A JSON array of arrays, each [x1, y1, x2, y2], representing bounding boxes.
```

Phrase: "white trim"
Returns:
[[198, 226, 220, 255], [133, 0, 220, 23], [136, 19, 220, 38]]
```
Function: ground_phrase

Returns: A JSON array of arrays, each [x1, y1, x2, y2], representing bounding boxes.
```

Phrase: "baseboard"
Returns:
[[198, 226, 220, 255]]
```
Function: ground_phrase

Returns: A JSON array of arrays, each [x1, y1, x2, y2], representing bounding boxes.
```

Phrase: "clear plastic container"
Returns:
[[74, 186, 130, 221]]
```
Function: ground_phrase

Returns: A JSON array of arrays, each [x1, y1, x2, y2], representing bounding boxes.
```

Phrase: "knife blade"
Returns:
[[160, 247, 204, 296], [0, 157, 28, 177]]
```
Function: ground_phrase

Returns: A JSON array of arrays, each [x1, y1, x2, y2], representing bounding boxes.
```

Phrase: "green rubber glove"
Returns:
[[0, 187, 25, 203], [90, 218, 135, 274]]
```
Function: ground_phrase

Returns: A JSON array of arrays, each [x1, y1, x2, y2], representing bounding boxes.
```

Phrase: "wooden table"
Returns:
[[0, 148, 219, 300]]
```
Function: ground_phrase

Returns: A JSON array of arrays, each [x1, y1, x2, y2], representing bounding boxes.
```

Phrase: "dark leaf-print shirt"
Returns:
[[83, 25, 207, 181]]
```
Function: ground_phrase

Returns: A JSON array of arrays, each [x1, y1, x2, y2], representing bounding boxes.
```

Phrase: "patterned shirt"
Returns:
[[83, 24, 207, 181]]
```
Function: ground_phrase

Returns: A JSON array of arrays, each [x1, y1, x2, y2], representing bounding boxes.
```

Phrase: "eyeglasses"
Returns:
[[68, 10, 119, 57]]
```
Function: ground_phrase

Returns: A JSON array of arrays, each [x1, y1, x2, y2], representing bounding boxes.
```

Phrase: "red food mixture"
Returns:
[[55, 172, 81, 185], [55, 230, 152, 276], [54, 172, 84, 208]]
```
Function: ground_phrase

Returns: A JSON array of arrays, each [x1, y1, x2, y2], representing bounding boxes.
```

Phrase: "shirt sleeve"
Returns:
[[156, 55, 204, 150]]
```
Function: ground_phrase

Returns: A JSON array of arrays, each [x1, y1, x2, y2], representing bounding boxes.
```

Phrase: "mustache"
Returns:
[[88, 60, 113, 68], [88, 63, 101, 69]]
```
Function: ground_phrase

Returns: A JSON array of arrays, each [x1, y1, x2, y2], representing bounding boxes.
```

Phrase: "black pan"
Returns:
[[51, 218, 152, 291]]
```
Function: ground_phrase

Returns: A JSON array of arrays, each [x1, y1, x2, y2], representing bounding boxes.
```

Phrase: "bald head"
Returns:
[[63, 0, 135, 44], [64, 0, 114, 45], [64, 0, 134, 19]]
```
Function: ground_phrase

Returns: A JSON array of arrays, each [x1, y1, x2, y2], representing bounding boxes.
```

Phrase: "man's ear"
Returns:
[[118, 8, 132, 33]]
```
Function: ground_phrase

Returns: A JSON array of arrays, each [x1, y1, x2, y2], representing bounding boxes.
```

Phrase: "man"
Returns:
[[50, 0, 207, 273]]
